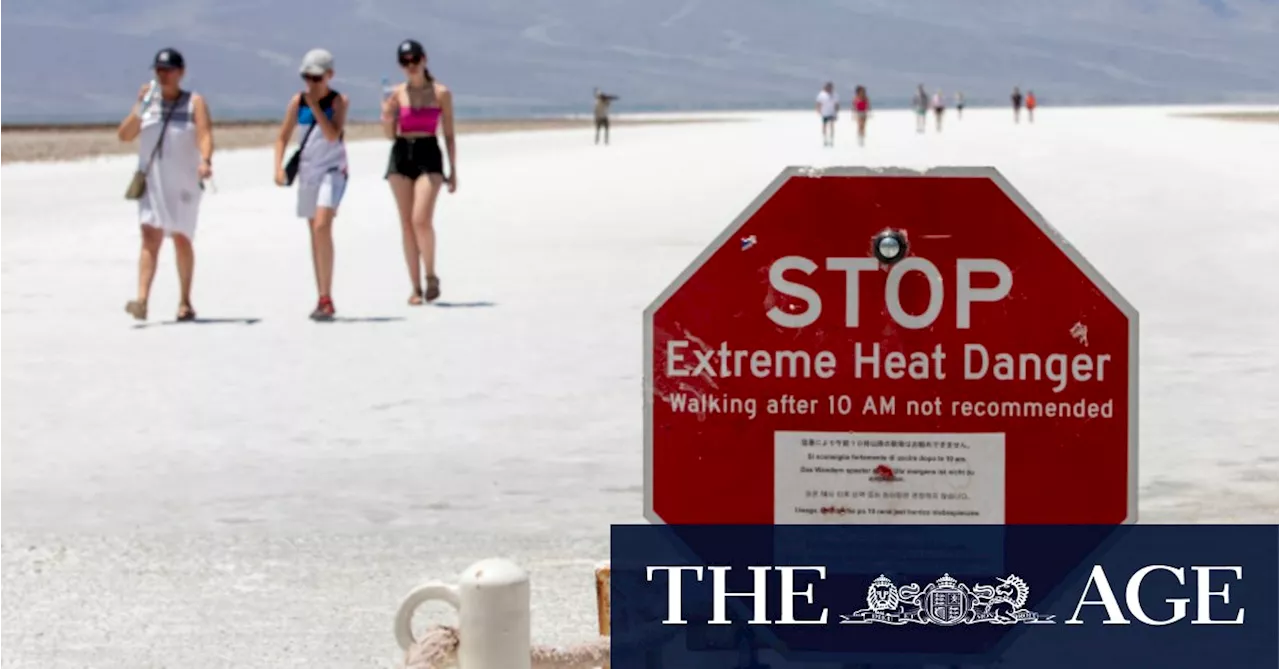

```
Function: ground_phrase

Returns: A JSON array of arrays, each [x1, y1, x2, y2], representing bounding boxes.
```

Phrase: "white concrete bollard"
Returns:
[[395, 558, 532, 669]]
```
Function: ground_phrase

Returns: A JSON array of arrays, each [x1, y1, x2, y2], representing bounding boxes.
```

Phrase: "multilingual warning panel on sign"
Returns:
[[774, 431, 1005, 524]]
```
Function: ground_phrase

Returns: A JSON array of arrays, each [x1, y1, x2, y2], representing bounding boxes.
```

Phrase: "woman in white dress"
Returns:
[[116, 48, 214, 321]]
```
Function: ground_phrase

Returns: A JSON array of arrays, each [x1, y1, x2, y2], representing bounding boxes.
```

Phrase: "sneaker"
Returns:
[[310, 296, 335, 321]]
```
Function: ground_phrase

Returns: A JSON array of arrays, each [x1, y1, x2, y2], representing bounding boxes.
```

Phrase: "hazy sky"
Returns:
[[2, 0, 1276, 121]]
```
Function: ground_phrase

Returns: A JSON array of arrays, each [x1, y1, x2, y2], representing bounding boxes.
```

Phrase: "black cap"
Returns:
[[153, 48, 185, 70], [397, 39, 425, 61]]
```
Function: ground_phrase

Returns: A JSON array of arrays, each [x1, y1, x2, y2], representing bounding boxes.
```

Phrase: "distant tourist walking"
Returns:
[[117, 47, 213, 322], [816, 81, 838, 146], [955, 91, 965, 119], [593, 88, 619, 145], [1026, 90, 1038, 123], [932, 90, 946, 132], [913, 85, 929, 133], [852, 85, 870, 146], [1012, 86, 1024, 123], [273, 48, 349, 321], [382, 39, 457, 305]]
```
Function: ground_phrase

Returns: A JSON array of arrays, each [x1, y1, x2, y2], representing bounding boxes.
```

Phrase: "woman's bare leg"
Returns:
[[125, 224, 165, 319], [309, 208, 337, 298], [412, 174, 446, 288], [137, 225, 165, 302], [172, 232, 195, 307], [389, 174, 422, 300]]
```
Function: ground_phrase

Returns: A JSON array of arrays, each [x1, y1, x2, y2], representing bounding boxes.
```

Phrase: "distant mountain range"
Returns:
[[3, 0, 1277, 123]]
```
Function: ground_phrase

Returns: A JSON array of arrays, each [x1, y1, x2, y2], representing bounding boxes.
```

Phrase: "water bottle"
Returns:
[[380, 77, 395, 123], [141, 79, 158, 110]]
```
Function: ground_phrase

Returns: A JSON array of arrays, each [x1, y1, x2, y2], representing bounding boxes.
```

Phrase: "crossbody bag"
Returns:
[[125, 93, 182, 201], [283, 91, 340, 186]]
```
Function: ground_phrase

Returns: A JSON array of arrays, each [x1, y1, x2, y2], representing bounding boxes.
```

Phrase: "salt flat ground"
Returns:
[[3, 105, 1277, 667]]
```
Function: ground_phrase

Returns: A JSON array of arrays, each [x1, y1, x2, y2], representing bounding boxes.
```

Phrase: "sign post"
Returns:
[[644, 167, 1137, 526]]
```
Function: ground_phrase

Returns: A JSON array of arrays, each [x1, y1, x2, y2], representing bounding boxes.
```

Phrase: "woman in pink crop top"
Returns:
[[381, 38, 456, 305], [852, 85, 870, 147], [398, 106, 441, 135]]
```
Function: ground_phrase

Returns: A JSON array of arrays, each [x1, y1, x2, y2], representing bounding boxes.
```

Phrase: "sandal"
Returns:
[[408, 288, 424, 306], [125, 299, 148, 321], [176, 303, 197, 322], [425, 275, 441, 303]]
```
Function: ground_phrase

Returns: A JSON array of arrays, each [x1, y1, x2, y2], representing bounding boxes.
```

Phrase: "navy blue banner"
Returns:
[[609, 525, 1277, 668]]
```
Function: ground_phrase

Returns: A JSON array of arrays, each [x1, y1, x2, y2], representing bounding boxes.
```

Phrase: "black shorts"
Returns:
[[595, 116, 610, 130], [386, 136, 444, 180]]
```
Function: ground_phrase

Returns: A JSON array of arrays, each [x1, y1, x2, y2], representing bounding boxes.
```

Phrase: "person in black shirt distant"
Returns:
[[593, 88, 619, 145]]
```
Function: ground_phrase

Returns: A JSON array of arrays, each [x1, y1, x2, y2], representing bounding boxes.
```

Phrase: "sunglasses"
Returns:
[[398, 55, 423, 67], [301, 73, 324, 83]]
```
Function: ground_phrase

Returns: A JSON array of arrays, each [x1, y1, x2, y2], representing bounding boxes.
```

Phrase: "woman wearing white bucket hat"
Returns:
[[273, 48, 349, 321]]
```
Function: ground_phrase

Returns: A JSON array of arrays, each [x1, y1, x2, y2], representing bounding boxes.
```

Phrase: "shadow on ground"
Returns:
[[326, 316, 405, 323], [133, 317, 262, 329], [430, 301, 497, 308], [128, 310, 501, 327]]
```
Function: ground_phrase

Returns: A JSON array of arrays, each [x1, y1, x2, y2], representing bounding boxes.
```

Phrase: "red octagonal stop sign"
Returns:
[[644, 167, 1137, 526]]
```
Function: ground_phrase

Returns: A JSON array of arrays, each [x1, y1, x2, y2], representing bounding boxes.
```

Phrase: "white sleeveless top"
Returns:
[[137, 91, 200, 183], [293, 91, 348, 183]]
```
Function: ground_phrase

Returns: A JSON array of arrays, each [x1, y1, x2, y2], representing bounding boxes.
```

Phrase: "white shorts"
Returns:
[[297, 170, 347, 219]]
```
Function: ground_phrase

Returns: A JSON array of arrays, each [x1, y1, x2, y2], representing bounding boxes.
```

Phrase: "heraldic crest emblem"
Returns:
[[840, 573, 1055, 626]]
